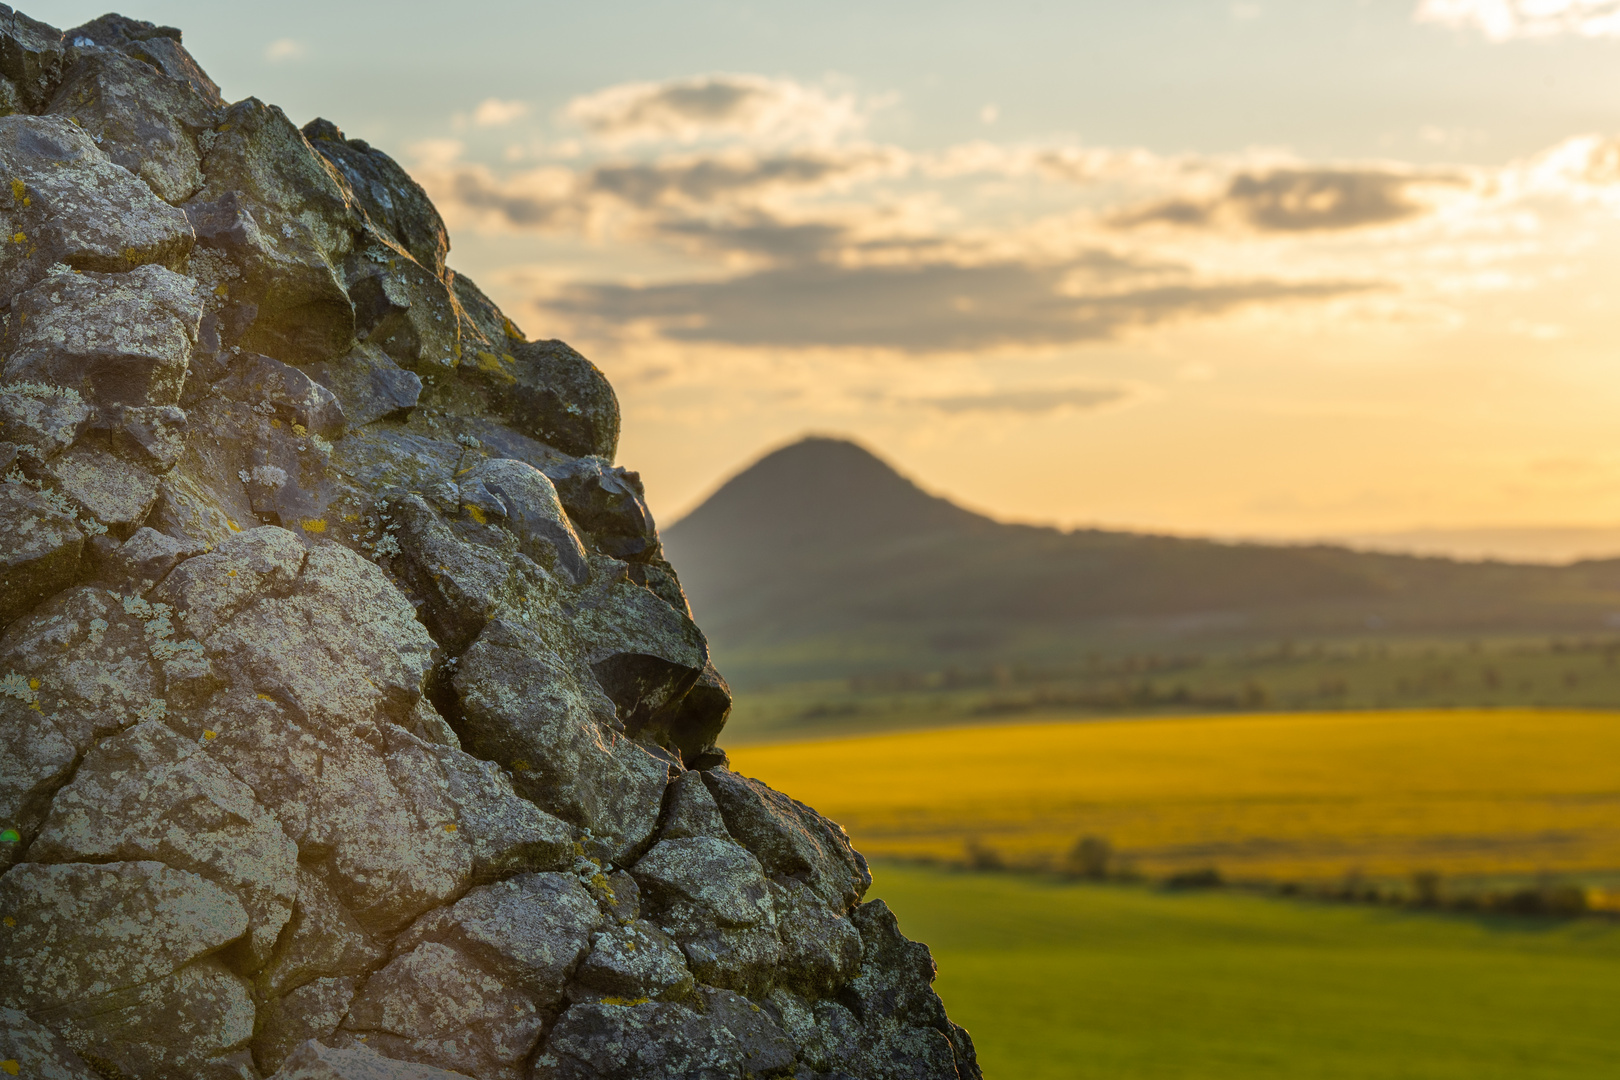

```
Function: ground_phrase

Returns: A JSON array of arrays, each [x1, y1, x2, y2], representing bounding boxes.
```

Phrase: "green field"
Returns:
[[871, 864, 1620, 1080]]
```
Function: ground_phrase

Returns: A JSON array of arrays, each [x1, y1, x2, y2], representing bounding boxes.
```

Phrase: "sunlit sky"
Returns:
[[34, 1, 1620, 555]]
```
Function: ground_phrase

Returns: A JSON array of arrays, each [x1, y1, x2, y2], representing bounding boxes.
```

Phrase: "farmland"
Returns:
[[871, 864, 1620, 1080], [728, 709, 1620, 884]]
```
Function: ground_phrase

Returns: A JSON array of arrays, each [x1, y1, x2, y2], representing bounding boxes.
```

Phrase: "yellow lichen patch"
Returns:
[[465, 504, 487, 525], [292, 423, 308, 437], [342, 512, 360, 523], [572, 841, 586, 857], [270, 418, 282, 428], [443, 823, 458, 833], [122, 246, 138, 263], [1, 916, 13, 928], [227, 519, 241, 532], [511, 759, 530, 773], [203, 730, 217, 740], [502, 353, 516, 365], [599, 996, 650, 1007], [503, 317, 526, 341], [10, 232, 22, 244], [256, 693, 275, 702], [476, 351, 517, 384], [300, 518, 326, 533], [9, 177, 22, 202], [227, 569, 237, 577], [213, 283, 228, 298], [1, 1059, 17, 1075], [27, 678, 38, 691]]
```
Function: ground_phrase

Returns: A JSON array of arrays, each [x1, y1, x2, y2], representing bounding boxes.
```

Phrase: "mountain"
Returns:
[[662, 437, 1620, 685]]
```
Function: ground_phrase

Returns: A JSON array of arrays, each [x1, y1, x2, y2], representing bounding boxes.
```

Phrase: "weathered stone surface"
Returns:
[[306, 343, 421, 427], [704, 767, 872, 913], [660, 768, 732, 841], [219, 351, 347, 439], [64, 15, 222, 108], [0, 15, 978, 1075], [545, 455, 658, 561], [770, 876, 863, 996], [699, 986, 798, 1077], [454, 617, 671, 862], [0, 480, 82, 625], [0, 860, 245, 1009], [342, 229, 460, 372], [30, 719, 297, 969], [305, 118, 449, 277], [391, 871, 601, 1009], [569, 920, 695, 1004], [340, 941, 545, 1080], [0, 1007, 100, 1080], [0, 584, 157, 748], [502, 339, 621, 459], [535, 1001, 746, 1080], [0, 383, 91, 461], [385, 728, 578, 884], [253, 976, 359, 1075], [269, 1039, 475, 1080], [658, 659, 733, 764], [836, 900, 980, 1080], [386, 493, 534, 653], [46, 44, 217, 204], [38, 444, 160, 536], [258, 866, 386, 999], [95, 402, 190, 468], [0, 116, 193, 299], [631, 835, 780, 995], [466, 456, 590, 583], [96, 524, 203, 592], [5, 264, 202, 408], [188, 97, 359, 365]]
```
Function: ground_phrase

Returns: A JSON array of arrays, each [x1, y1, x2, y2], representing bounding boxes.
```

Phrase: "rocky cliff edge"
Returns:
[[0, 8, 982, 1079]]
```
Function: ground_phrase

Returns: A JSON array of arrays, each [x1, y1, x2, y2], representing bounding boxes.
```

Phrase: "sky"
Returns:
[[32, 0, 1620, 557]]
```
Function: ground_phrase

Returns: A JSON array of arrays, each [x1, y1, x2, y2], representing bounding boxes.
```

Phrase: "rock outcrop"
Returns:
[[0, 8, 982, 1079]]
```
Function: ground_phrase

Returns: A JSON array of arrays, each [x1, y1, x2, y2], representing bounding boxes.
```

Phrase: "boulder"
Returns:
[[0, 383, 91, 461], [501, 339, 621, 459], [0, 115, 193, 299], [46, 44, 218, 203], [306, 343, 422, 427], [30, 719, 298, 969], [703, 767, 872, 913], [568, 919, 695, 1004], [0, 480, 82, 625], [544, 455, 659, 561], [304, 118, 449, 277], [454, 617, 672, 862], [630, 835, 780, 995], [535, 1002, 747, 1080], [3, 264, 203, 408]]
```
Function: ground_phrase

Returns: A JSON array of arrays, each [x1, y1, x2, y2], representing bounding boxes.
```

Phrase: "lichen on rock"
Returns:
[[0, 8, 981, 1078]]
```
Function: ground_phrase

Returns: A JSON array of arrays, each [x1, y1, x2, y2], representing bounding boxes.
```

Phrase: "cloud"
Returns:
[[1415, 0, 1620, 40], [264, 38, 305, 62], [1110, 168, 1460, 233], [543, 258, 1370, 353], [563, 74, 862, 144], [471, 98, 529, 128], [914, 384, 1138, 415]]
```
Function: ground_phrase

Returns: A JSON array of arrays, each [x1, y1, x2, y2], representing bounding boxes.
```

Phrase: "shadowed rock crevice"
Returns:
[[0, 7, 981, 1079]]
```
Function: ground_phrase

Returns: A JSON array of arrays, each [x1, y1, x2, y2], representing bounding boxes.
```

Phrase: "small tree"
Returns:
[[1064, 835, 1112, 879], [964, 838, 1004, 872], [1411, 869, 1443, 908]]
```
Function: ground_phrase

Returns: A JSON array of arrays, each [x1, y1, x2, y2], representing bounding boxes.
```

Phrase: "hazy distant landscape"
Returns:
[[663, 437, 1620, 743]]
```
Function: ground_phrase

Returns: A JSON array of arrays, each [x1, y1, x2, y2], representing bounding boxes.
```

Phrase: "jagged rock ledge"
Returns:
[[0, 7, 982, 1080]]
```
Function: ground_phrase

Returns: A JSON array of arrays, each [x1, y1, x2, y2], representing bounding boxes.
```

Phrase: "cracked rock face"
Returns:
[[0, 8, 981, 1079]]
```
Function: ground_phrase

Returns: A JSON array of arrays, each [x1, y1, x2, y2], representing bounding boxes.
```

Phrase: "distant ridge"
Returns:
[[662, 436, 1620, 683]]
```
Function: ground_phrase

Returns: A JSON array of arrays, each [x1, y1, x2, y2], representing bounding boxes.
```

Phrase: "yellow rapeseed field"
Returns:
[[728, 709, 1620, 881]]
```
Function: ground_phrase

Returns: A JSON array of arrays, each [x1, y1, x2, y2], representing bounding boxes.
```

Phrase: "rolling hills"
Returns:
[[662, 437, 1620, 690]]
